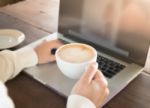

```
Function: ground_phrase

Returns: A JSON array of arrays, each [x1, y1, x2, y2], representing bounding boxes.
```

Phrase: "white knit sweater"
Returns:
[[0, 46, 95, 108]]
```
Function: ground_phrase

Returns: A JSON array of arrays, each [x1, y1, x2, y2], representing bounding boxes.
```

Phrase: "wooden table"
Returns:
[[0, 12, 150, 108]]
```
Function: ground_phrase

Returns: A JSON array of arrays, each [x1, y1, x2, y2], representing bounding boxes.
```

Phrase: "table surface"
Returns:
[[0, 0, 150, 107]]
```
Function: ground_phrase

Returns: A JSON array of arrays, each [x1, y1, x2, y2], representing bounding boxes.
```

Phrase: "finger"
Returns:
[[49, 39, 63, 46], [105, 87, 109, 97], [49, 56, 56, 62], [94, 69, 105, 79], [96, 87, 109, 108], [43, 39, 63, 49], [80, 62, 98, 83], [47, 51, 57, 62], [95, 70, 108, 86], [96, 70, 107, 80], [50, 40, 63, 51]]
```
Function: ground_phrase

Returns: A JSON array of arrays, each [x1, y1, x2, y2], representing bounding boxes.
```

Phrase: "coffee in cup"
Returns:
[[56, 43, 97, 79]]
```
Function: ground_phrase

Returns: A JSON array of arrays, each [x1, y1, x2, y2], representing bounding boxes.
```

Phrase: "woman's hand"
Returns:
[[34, 40, 63, 64], [71, 63, 109, 107]]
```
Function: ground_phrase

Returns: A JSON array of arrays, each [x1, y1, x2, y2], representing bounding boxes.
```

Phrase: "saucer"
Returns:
[[0, 29, 25, 50]]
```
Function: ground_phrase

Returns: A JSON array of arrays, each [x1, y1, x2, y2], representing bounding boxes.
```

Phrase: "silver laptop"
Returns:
[[25, 0, 150, 106]]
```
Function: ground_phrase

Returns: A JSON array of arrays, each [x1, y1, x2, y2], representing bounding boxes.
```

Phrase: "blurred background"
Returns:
[[0, 0, 24, 6]]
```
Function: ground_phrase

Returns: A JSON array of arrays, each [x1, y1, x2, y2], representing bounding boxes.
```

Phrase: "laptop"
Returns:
[[25, 0, 150, 106]]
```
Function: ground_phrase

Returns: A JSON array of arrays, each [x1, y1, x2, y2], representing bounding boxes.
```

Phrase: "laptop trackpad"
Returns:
[[24, 62, 77, 97]]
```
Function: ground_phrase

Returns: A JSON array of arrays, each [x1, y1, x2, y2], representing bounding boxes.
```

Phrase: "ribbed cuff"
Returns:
[[67, 94, 96, 108], [14, 46, 38, 68]]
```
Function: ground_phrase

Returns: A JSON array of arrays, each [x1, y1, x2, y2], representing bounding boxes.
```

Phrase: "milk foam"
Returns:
[[58, 44, 95, 63]]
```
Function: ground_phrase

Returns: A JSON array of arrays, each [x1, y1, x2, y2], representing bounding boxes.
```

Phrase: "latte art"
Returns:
[[57, 44, 95, 63], [56, 43, 97, 79]]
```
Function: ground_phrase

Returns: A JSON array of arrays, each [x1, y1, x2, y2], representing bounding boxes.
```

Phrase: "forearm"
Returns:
[[0, 47, 38, 82]]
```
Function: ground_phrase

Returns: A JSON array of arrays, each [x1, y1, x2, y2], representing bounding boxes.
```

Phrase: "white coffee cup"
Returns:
[[56, 43, 97, 79]]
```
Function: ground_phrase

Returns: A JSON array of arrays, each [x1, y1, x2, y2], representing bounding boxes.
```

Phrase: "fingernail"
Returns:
[[85, 62, 98, 70], [90, 62, 98, 69]]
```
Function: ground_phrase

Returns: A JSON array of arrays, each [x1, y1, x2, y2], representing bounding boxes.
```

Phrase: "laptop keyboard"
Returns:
[[58, 38, 125, 78], [97, 55, 125, 78]]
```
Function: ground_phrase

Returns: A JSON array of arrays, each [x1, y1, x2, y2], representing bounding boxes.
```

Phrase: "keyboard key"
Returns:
[[97, 55, 125, 78]]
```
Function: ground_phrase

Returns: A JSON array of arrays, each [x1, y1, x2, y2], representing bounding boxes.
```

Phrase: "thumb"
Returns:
[[80, 62, 98, 83]]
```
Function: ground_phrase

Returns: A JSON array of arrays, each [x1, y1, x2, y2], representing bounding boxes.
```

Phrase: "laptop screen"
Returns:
[[58, 0, 150, 66]]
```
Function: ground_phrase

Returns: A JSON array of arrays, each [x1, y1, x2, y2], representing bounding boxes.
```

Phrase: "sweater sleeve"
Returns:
[[0, 47, 38, 82], [67, 95, 96, 108], [144, 46, 150, 73], [0, 81, 14, 108]]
